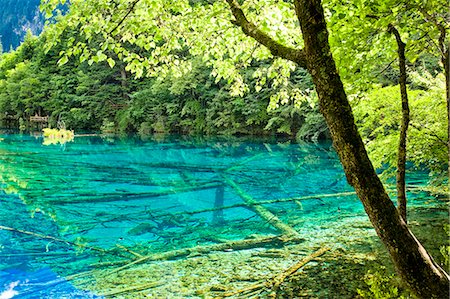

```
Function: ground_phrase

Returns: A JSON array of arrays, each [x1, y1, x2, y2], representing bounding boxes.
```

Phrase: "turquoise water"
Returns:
[[0, 133, 446, 298]]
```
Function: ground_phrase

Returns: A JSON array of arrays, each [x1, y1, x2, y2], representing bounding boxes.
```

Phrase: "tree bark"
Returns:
[[226, 0, 450, 297], [388, 24, 410, 223], [120, 68, 127, 88], [446, 51, 449, 200], [436, 23, 449, 200], [120, 67, 129, 100], [441, 33, 450, 200], [293, 1, 449, 297]]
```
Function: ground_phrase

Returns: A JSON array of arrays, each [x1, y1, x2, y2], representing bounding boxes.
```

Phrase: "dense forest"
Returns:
[[0, 32, 326, 138], [0, 0, 44, 50], [0, 0, 448, 297]]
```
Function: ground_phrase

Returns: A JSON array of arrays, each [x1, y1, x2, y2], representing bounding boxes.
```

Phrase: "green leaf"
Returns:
[[96, 51, 107, 62], [107, 58, 116, 68], [58, 55, 69, 66]]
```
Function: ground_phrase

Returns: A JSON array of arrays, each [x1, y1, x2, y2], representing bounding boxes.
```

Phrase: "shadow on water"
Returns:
[[0, 133, 447, 298]]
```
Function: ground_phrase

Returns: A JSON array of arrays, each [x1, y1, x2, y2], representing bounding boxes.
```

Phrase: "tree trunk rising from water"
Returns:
[[443, 40, 450, 199], [227, 0, 450, 296], [388, 24, 410, 223], [292, 1, 449, 297], [229, 0, 450, 294]]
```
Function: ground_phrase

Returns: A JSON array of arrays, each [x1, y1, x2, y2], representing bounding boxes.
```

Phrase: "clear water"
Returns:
[[0, 133, 446, 298]]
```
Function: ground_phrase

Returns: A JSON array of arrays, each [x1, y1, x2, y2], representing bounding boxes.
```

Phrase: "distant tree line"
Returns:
[[0, 32, 328, 139]]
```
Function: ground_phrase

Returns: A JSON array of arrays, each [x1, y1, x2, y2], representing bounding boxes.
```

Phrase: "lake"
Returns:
[[0, 133, 447, 298]]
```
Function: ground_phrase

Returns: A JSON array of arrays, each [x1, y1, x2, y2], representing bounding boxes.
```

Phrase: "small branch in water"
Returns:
[[268, 246, 331, 297], [101, 281, 165, 296], [218, 246, 331, 298], [115, 244, 143, 258], [0, 225, 105, 253]]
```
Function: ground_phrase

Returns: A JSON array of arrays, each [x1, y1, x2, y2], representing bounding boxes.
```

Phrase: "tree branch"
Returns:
[[388, 23, 410, 223], [109, 0, 142, 35], [410, 122, 447, 146], [417, 7, 447, 57], [417, 7, 446, 31], [225, 0, 307, 68]]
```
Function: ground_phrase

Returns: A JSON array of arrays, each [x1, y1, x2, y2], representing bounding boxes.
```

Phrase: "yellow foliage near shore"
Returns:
[[42, 128, 75, 145]]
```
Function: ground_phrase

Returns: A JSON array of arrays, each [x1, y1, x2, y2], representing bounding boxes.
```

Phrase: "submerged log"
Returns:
[[213, 185, 225, 224], [223, 176, 298, 236], [161, 191, 357, 217], [218, 246, 331, 298], [268, 246, 331, 297], [47, 182, 223, 204], [105, 234, 304, 276], [115, 244, 143, 258], [224, 153, 267, 172]]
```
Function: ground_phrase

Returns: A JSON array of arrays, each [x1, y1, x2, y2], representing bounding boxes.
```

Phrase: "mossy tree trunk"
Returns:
[[436, 19, 450, 198], [294, 2, 449, 297], [388, 24, 410, 223], [443, 37, 450, 197], [225, 0, 450, 297]]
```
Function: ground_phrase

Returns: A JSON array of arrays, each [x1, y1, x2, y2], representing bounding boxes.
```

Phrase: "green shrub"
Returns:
[[100, 119, 116, 134], [357, 268, 410, 299], [440, 224, 450, 271], [138, 121, 152, 137]]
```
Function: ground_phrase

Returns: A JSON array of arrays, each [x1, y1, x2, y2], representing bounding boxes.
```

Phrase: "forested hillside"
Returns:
[[0, 32, 328, 138], [0, 0, 43, 51]]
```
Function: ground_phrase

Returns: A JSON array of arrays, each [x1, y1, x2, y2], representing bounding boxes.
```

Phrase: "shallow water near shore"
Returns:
[[0, 133, 447, 298]]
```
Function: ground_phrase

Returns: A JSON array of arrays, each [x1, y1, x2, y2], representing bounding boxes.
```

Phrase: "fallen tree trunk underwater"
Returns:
[[102, 234, 304, 276]]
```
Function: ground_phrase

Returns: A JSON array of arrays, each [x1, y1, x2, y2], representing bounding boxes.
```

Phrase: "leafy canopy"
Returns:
[[41, 0, 306, 98]]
